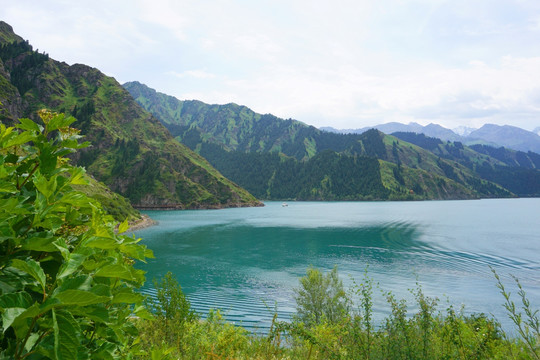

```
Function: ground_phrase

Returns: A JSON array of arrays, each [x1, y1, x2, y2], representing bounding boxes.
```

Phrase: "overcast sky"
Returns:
[[3, 0, 540, 131]]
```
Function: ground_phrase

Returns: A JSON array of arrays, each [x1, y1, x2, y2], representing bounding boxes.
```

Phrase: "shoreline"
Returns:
[[127, 214, 158, 233]]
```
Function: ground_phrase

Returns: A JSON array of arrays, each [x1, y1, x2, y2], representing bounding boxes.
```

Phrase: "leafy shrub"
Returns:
[[0, 110, 152, 359], [135, 276, 251, 360], [136, 272, 198, 353], [293, 266, 350, 327]]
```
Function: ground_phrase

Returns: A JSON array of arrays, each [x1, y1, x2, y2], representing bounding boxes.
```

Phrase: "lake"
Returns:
[[135, 199, 540, 332]]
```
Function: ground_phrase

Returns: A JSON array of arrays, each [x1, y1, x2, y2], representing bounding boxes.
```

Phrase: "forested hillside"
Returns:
[[0, 21, 261, 210], [125, 81, 540, 200], [391, 132, 540, 196], [124, 82, 540, 200]]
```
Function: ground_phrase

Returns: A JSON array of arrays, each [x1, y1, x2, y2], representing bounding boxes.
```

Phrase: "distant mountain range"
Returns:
[[124, 81, 540, 200], [321, 122, 540, 154]]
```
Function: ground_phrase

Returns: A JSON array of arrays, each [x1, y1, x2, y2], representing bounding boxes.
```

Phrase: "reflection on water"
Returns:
[[136, 199, 540, 332]]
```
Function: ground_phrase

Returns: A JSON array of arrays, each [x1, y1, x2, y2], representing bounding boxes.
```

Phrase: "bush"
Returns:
[[293, 266, 350, 327], [135, 274, 252, 359], [0, 110, 152, 359]]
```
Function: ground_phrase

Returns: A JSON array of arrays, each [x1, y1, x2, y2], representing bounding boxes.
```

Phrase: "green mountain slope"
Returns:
[[124, 81, 520, 200], [391, 132, 540, 196], [124, 81, 322, 159], [0, 21, 261, 209]]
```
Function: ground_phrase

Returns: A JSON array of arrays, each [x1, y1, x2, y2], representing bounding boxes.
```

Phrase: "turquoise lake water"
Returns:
[[135, 199, 540, 332]]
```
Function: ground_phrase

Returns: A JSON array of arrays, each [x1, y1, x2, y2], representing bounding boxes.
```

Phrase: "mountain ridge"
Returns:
[[124, 81, 540, 200], [322, 121, 540, 154], [0, 21, 261, 210]]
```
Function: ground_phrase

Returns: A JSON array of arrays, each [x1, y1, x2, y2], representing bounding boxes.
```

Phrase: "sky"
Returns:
[[3, 0, 540, 131]]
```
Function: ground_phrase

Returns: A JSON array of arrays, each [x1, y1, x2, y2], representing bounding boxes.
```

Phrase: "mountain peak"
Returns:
[[0, 21, 24, 45], [469, 123, 540, 153]]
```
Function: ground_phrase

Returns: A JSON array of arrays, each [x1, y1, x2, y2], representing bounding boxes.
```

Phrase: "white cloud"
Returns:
[[168, 70, 216, 79], [3, 0, 540, 130]]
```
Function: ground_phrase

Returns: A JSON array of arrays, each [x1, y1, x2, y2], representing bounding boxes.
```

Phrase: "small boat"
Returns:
[[282, 202, 288, 207]]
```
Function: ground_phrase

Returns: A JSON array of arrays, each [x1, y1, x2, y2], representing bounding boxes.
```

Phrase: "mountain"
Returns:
[[391, 132, 540, 197], [198, 130, 513, 200], [0, 22, 23, 45], [319, 126, 341, 133], [124, 81, 322, 160], [322, 122, 462, 142], [0, 21, 260, 209], [467, 124, 540, 154], [321, 121, 540, 154], [124, 81, 539, 200]]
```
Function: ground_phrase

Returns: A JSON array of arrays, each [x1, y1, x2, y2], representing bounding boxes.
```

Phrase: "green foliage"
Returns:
[[135, 275, 251, 360], [283, 270, 514, 360], [149, 272, 197, 344], [0, 111, 152, 359], [153, 273, 195, 322], [293, 266, 350, 328], [493, 268, 540, 359], [133, 267, 537, 359]]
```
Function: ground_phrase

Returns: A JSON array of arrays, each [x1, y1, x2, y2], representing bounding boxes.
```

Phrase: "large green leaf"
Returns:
[[0, 292, 32, 332], [1, 307, 26, 333], [45, 113, 76, 133], [53, 309, 80, 360], [36, 214, 65, 233], [38, 142, 58, 176], [24, 332, 40, 353], [53, 275, 91, 296], [53, 290, 110, 306], [60, 191, 91, 207], [85, 236, 119, 250], [33, 170, 57, 200], [89, 284, 112, 298], [68, 167, 88, 185], [119, 243, 146, 261], [70, 305, 110, 324], [10, 303, 40, 339], [111, 288, 144, 304], [133, 305, 154, 321], [10, 259, 46, 294], [16, 117, 42, 132], [0, 179, 17, 193], [56, 253, 87, 280], [20, 234, 58, 252], [117, 219, 129, 234], [4, 131, 35, 148], [94, 264, 134, 281]]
